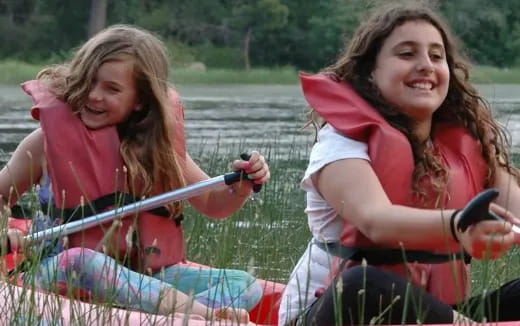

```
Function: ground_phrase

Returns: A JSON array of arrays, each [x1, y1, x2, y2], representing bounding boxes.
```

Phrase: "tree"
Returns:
[[440, 0, 516, 67], [249, 0, 366, 71], [231, 0, 288, 70], [2, 0, 520, 69], [88, 0, 107, 37]]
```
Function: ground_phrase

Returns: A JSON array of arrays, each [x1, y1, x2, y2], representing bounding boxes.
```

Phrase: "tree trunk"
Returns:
[[88, 0, 108, 37], [243, 27, 252, 71]]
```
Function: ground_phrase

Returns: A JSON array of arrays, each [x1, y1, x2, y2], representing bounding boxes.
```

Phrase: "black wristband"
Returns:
[[450, 209, 461, 242]]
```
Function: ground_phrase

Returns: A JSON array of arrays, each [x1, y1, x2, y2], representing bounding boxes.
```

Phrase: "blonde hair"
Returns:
[[314, 1, 519, 202], [37, 25, 186, 216]]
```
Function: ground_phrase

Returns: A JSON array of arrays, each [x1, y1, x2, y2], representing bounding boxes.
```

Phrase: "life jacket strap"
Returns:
[[313, 239, 471, 265], [41, 192, 183, 225]]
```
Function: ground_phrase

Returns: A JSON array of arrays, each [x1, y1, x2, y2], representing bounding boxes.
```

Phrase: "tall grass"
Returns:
[[0, 139, 311, 325], [2, 138, 520, 325], [183, 140, 310, 281]]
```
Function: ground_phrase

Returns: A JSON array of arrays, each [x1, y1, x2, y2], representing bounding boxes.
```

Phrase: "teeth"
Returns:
[[86, 105, 104, 113], [411, 82, 433, 90]]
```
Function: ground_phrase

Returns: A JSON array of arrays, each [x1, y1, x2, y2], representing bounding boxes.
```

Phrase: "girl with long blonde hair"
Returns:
[[1, 25, 269, 323]]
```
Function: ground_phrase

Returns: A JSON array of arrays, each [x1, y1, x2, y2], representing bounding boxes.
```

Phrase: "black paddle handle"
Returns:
[[457, 188, 501, 232], [222, 153, 262, 193]]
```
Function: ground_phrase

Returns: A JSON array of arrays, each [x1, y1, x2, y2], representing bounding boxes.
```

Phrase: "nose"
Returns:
[[88, 84, 103, 102], [416, 53, 434, 74]]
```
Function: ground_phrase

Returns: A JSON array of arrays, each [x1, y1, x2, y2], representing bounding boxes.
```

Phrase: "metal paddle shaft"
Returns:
[[27, 171, 247, 244], [457, 188, 520, 233]]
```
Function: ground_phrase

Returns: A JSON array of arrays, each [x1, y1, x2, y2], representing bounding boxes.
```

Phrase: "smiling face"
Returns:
[[80, 58, 140, 130], [371, 20, 450, 138]]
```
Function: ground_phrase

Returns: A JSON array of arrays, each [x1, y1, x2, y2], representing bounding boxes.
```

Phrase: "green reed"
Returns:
[[2, 139, 520, 325], [183, 139, 311, 282]]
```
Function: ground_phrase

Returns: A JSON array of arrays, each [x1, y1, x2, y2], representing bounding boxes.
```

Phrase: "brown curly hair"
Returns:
[[315, 1, 519, 201], [37, 25, 186, 216]]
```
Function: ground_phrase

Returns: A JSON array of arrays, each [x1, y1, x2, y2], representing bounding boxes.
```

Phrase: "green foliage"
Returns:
[[163, 38, 196, 68], [249, 0, 366, 71], [107, 0, 145, 24], [193, 45, 243, 69], [509, 23, 520, 66], [0, 0, 89, 63], [440, 0, 520, 67], [133, 3, 172, 32], [3, 0, 520, 70], [231, 0, 289, 31]]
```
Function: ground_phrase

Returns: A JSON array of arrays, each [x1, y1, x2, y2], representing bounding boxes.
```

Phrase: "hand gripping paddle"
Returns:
[[240, 153, 262, 193]]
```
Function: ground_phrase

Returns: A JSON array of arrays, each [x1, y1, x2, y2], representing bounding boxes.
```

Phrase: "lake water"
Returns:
[[1, 83, 520, 164], [0, 84, 313, 164]]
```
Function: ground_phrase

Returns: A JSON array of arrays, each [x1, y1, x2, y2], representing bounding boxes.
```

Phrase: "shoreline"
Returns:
[[2, 60, 520, 85]]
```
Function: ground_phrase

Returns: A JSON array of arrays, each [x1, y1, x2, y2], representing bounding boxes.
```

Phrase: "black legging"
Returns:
[[304, 265, 520, 325]]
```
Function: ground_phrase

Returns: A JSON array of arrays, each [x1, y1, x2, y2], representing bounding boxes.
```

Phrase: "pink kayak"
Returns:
[[2, 280, 518, 326], [0, 269, 283, 326], [0, 280, 221, 325]]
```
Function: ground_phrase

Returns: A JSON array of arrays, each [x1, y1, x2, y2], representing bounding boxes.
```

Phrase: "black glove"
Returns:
[[457, 188, 501, 232]]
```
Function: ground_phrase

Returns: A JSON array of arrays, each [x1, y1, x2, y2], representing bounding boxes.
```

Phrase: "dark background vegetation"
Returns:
[[2, 0, 520, 71]]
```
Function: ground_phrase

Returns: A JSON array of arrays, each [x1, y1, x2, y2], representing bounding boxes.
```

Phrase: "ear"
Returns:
[[134, 104, 142, 112]]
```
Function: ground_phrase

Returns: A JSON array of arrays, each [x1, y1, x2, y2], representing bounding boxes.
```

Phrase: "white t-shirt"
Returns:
[[278, 124, 370, 325]]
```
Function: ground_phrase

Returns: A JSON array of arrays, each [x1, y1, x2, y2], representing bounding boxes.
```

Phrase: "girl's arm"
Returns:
[[315, 158, 514, 258], [0, 128, 44, 209], [184, 151, 269, 218]]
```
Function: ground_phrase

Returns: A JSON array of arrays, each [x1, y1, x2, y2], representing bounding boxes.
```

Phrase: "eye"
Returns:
[[106, 85, 121, 93], [397, 51, 414, 58], [429, 48, 445, 61], [430, 52, 444, 61]]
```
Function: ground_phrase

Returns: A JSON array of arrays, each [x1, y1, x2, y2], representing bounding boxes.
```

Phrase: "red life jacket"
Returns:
[[300, 73, 488, 304], [22, 80, 187, 272]]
